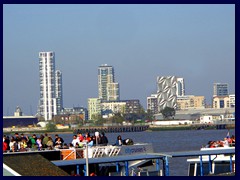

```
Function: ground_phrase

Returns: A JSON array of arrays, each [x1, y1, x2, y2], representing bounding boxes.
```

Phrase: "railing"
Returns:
[[59, 146, 121, 160]]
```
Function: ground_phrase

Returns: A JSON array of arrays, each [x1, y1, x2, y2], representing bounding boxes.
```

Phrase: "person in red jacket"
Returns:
[[3, 141, 8, 152]]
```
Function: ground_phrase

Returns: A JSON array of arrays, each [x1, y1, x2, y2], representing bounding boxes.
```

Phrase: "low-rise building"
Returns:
[[124, 99, 141, 114], [213, 95, 232, 109], [200, 115, 213, 124], [88, 98, 102, 121], [101, 101, 126, 115], [147, 94, 158, 114], [3, 106, 38, 128], [177, 95, 205, 110]]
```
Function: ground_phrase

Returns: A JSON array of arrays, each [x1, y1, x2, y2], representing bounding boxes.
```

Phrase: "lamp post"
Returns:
[[85, 140, 89, 176]]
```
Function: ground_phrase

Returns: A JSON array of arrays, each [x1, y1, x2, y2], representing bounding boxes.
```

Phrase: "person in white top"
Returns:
[[71, 135, 80, 147], [222, 138, 229, 147]]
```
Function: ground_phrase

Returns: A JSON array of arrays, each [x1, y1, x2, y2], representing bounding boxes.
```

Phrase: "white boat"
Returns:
[[187, 146, 235, 176], [3, 142, 157, 176], [58, 142, 157, 176], [59, 142, 154, 159]]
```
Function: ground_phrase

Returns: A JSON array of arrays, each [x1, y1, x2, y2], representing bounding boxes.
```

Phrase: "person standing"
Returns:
[[55, 137, 63, 148], [46, 136, 54, 150], [54, 134, 64, 146], [9, 136, 17, 152], [3, 139, 8, 152], [71, 135, 80, 147], [94, 131, 101, 145], [42, 133, 49, 148], [100, 132, 108, 146], [84, 132, 91, 142], [3, 135, 10, 151], [29, 134, 37, 149], [77, 132, 84, 142]]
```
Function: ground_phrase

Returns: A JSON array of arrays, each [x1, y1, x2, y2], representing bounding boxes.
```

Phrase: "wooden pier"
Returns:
[[73, 125, 149, 134], [191, 123, 235, 130]]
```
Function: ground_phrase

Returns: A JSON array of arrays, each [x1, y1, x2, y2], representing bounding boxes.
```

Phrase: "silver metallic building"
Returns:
[[157, 76, 177, 111]]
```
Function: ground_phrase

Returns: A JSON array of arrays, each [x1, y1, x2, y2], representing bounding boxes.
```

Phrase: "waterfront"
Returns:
[[58, 129, 235, 176]]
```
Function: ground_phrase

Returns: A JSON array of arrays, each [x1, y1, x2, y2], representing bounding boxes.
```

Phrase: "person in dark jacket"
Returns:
[[54, 134, 64, 146], [100, 132, 108, 146]]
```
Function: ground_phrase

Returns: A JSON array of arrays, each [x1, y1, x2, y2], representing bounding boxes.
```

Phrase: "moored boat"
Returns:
[[187, 138, 235, 176]]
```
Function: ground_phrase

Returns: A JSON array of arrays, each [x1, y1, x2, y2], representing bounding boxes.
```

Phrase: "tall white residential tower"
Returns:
[[98, 64, 120, 101], [176, 78, 185, 96], [38, 51, 63, 120]]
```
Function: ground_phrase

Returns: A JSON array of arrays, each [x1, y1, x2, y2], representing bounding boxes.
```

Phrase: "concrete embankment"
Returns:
[[148, 123, 235, 131]]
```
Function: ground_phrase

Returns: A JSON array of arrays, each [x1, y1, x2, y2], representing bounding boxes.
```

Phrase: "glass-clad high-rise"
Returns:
[[213, 83, 229, 96]]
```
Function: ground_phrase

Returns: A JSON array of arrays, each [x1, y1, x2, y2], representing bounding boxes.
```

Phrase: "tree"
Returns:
[[112, 113, 125, 124], [95, 118, 106, 126], [160, 107, 175, 119], [145, 109, 154, 121], [46, 122, 57, 132], [91, 113, 102, 121]]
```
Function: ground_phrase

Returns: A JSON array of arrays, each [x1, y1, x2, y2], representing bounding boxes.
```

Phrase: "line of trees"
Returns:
[[39, 106, 176, 128], [91, 106, 176, 125]]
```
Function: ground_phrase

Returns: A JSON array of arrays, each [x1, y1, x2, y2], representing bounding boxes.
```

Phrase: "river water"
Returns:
[[55, 129, 235, 176]]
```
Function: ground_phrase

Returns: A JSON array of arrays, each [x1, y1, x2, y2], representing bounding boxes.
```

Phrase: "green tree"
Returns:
[[160, 107, 175, 119], [112, 113, 125, 124], [145, 109, 154, 121], [95, 118, 106, 126], [91, 113, 102, 121], [46, 122, 57, 132]]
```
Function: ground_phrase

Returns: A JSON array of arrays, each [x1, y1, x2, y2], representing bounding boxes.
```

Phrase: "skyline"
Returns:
[[3, 4, 235, 116]]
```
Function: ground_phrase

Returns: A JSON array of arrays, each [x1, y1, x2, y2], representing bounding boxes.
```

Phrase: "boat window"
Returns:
[[188, 163, 195, 176], [196, 163, 209, 176], [214, 162, 231, 175]]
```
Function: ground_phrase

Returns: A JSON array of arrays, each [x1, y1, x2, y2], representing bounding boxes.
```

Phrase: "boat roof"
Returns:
[[157, 148, 235, 158], [52, 153, 166, 166], [51, 148, 235, 167], [187, 156, 235, 163]]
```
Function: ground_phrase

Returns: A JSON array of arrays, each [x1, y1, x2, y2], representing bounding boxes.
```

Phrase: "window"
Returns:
[[220, 100, 224, 108]]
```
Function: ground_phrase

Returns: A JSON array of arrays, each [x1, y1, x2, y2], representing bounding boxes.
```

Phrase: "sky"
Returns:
[[3, 4, 235, 116]]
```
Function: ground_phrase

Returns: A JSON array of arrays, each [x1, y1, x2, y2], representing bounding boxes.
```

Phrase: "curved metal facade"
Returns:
[[157, 76, 177, 111]]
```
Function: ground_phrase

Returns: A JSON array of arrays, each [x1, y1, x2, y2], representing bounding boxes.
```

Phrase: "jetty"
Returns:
[[73, 125, 149, 134]]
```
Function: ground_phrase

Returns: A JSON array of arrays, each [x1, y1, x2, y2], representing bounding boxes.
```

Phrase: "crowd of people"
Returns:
[[205, 134, 235, 148], [69, 131, 109, 149], [2, 131, 116, 153]]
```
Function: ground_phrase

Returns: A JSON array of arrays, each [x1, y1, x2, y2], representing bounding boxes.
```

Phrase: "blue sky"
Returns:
[[3, 4, 235, 115]]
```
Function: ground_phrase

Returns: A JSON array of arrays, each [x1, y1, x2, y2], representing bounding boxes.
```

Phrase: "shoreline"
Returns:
[[3, 124, 235, 135]]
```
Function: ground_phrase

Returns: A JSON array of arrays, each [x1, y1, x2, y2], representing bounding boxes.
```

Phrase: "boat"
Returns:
[[3, 142, 157, 176], [4, 133, 235, 176], [57, 142, 157, 176], [187, 146, 235, 176]]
